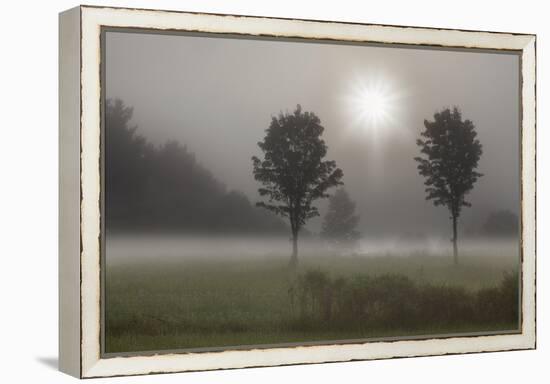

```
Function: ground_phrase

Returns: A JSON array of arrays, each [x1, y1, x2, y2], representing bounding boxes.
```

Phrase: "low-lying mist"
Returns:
[[105, 234, 519, 266]]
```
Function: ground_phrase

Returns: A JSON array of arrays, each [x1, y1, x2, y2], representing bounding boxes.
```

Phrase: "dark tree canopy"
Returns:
[[105, 98, 287, 234], [321, 188, 360, 250], [252, 105, 343, 266], [414, 107, 483, 264]]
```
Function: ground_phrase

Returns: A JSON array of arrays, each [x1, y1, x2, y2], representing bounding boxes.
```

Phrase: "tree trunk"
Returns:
[[452, 214, 458, 265], [289, 229, 298, 269]]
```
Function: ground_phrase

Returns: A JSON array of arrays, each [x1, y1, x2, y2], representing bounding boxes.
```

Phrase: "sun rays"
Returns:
[[345, 73, 406, 138]]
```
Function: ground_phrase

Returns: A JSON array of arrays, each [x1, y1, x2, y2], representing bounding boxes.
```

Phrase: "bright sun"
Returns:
[[358, 86, 391, 126], [348, 76, 401, 132]]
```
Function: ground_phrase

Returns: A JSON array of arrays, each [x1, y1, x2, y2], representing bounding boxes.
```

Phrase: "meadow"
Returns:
[[105, 244, 520, 354]]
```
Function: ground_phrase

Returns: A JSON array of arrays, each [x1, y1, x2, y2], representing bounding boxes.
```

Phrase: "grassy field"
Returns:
[[105, 252, 519, 354]]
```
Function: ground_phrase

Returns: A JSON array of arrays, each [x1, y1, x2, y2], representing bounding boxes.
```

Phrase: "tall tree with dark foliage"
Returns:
[[414, 107, 483, 265], [252, 105, 343, 268]]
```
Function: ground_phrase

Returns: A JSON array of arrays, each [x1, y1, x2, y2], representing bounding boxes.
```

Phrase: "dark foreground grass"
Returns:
[[105, 254, 519, 353]]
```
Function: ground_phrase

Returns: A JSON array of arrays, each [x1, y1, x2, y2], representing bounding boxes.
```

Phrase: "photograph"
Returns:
[[1, 0, 546, 382], [102, 28, 522, 354]]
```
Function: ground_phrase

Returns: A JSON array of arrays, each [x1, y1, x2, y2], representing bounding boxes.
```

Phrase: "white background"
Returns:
[[0, 0, 547, 382]]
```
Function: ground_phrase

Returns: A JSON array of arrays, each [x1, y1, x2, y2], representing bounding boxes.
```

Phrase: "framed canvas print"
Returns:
[[59, 5, 536, 378]]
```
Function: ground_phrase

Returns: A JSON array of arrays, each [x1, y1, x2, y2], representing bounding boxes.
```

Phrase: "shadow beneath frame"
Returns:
[[36, 356, 58, 371]]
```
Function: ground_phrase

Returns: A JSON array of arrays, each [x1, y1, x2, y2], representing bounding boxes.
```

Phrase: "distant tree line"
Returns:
[[482, 210, 519, 237], [105, 99, 287, 234]]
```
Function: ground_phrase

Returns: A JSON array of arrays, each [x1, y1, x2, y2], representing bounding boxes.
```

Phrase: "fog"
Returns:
[[105, 30, 520, 240], [106, 234, 519, 266]]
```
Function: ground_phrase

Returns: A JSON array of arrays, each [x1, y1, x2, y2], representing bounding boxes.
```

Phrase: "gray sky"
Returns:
[[105, 31, 520, 237]]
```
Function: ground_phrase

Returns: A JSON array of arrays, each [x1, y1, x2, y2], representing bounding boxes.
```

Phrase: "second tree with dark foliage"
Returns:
[[414, 107, 483, 265]]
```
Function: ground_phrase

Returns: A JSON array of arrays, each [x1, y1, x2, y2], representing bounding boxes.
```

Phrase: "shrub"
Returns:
[[289, 269, 519, 332]]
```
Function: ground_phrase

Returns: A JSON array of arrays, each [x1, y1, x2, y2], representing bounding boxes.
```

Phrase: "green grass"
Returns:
[[105, 253, 519, 354]]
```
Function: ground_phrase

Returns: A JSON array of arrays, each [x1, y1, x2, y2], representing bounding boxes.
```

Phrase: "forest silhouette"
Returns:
[[105, 99, 287, 234]]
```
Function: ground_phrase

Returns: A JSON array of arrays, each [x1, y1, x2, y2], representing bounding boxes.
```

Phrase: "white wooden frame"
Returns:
[[59, 5, 536, 379]]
